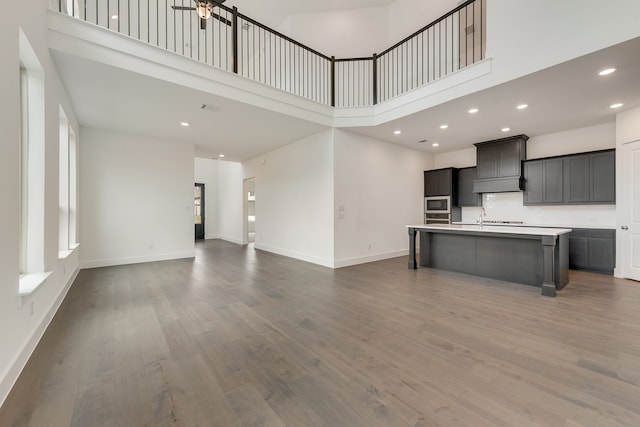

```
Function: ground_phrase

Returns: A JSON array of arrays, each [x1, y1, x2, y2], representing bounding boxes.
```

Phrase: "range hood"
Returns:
[[472, 134, 528, 193]]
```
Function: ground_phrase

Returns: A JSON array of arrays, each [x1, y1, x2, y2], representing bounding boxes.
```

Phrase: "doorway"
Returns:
[[244, 178, 255, 244], [622, 140, 640, 281], [194, 183, 205, 240]]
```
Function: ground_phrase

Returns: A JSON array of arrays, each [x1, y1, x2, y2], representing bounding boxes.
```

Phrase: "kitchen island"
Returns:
[[407, 224, 571, 297]]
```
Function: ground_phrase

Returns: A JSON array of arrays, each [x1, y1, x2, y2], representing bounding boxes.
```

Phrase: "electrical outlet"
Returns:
[[148, 243, 155, 250], [368, 244, 372, 250]]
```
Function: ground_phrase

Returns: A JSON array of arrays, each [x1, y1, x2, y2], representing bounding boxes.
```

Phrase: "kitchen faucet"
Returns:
[[479, 207, 486, 227]]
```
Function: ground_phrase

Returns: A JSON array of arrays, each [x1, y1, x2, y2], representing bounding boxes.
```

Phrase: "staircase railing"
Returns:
[[56, 0, 485, 108]]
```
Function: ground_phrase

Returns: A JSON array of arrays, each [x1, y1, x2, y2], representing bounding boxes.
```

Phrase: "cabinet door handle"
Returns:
[[621, 226, 629, 230]]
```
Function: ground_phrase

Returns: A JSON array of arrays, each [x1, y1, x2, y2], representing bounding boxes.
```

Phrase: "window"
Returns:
[[18, 29, 48, 294], [58, 107, 78, 256]]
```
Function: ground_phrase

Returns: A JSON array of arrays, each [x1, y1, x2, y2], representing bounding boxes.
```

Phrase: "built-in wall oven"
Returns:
[[424, 196, 453, 224]]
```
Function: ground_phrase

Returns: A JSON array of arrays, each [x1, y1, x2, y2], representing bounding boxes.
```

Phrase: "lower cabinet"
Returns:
[[568, 229, 615, 275]]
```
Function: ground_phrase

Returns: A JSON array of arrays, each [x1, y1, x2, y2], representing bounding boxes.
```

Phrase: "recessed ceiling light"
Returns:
[[432, 143, 440, 147], [501, 127, 511, 132], [468, 108, 479, 114], [111, 14, 118, 20], [610, 103, 623, 109], [440, 124, 448, 129], [599, 67, 616, 76], [393, 130, 402, 135], [516, 104, 528, 110], [180, 122, 190, 127], [219, 154, 225, 158]]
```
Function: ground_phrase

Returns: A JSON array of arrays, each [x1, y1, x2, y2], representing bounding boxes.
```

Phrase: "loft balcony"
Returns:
[[47, 1, 640, 161], [51, 0, 486, 108]]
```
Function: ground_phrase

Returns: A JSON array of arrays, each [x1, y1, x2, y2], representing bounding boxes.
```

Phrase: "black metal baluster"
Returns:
[[232, 7, 238, 73]]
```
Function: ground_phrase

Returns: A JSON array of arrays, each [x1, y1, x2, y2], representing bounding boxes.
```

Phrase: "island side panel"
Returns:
[[475, 236, 543, 287], [556, 233, 570, 289]]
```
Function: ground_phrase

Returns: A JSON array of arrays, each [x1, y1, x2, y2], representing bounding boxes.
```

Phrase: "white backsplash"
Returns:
[[461, 192, 616, 228]]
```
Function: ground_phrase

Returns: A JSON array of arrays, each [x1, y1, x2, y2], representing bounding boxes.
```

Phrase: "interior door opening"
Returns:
[[244, 178, 255, 245], [194, 183, 205, 240]]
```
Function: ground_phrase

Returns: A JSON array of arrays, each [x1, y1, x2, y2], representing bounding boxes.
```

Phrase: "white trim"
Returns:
[[81, 250, 195, 269], [254, 243, 334, 268], [334, 249, 410, 268], [18, 272, 52, 297], [0, 268, 79, 409], [220, 235, 247, 246]]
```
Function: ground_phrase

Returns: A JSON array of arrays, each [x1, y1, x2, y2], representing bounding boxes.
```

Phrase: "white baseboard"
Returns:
[[81, 250, 195, 269], [0, 268, 79, 408], [334, 249, 409, 268], [220, 235, 247, 246], [254, 243, 334, 268]]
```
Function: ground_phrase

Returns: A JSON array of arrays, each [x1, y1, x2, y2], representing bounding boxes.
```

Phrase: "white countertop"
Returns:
[[452, 221, 615, 230], [407, 224, 572, 236]]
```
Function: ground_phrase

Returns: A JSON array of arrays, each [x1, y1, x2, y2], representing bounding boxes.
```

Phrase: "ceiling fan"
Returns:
[[171, 0, 231, 30]]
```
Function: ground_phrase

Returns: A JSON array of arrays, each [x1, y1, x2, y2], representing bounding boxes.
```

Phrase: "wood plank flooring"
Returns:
[[2, 239, 640, 426]]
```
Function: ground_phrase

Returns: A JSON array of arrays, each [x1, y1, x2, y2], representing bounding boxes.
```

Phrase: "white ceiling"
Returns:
[[52, 51, 328, 161], [224, 0, 396, 27], [51, 28, 640, 163]]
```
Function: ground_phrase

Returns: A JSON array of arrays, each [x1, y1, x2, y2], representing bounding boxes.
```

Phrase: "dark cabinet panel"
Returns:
[[568, 236, 589, 270], [568, 229, 615, 274], [476, 144, 500, 179], [524, 158, 563, 205], [498, 139, 522, 177], [474, 135, 528, 193], [590, 151, 616, 203], [543, 158, 564, 203], [523, 160, 543, 204], [424, 168, 456, 197], [588, 238, 615, 271], [563, 155, 590, 203], [524, 149, 615, 206], [457, 167, 481, 206]]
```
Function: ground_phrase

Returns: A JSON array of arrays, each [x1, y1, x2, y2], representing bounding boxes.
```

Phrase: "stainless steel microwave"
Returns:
[[425, 196, 451, 213]]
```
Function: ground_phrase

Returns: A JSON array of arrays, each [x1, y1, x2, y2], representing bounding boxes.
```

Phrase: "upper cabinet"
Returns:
[[473, 135, 528, 193], [524, 149, 615, 206], [590, 151, 616, 203], [457, 167, 482, 206], [424, 168, 457, 197]]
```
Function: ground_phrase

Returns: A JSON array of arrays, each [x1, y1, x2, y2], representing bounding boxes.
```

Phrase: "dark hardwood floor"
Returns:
[[2, 239, 640, 426]]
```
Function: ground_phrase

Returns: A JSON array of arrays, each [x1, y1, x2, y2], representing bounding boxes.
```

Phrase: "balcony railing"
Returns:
[[56, 0, 485, 107]]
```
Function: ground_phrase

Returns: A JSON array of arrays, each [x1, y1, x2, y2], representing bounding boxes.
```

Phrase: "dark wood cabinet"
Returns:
[[523, 161, 543, 204], [424, 168, 457, 197], [563, 154, 590, 203], [590, 150, 616, 203], [476, 144, 500, 179], [524, 149, 615, 206], [457, 167, 481, 206], [473, 135, 528, 193], [568, 229, 615, 274], [523, 158, 563, 204]]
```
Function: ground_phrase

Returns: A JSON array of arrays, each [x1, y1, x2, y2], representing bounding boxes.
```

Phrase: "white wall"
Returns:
[[387, 0, 458, 43], [218, 161, 245, 245], [79, 127, 195, 268], [527, 122, 616, 159], [333, 129, 433, 267], [0, 0, 82, 408], [486, 0, 640, 83], [194, 157, 220, 240], [281, 7, 390, 58], [243, 130, 335, 267]]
